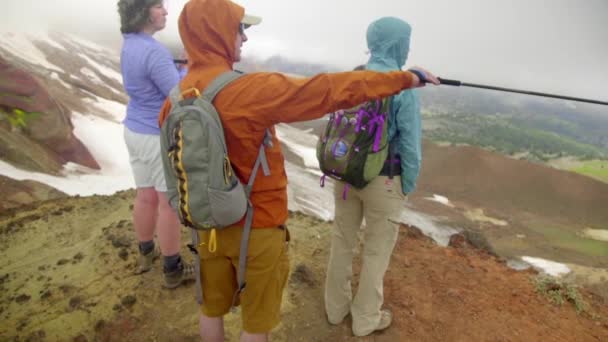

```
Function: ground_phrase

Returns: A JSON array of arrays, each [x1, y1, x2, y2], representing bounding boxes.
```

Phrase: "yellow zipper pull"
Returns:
[[208, 228, 217, 253], [223, 156, 232, 185]]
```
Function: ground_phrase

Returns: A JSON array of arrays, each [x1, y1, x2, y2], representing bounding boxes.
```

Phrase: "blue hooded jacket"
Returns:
[[366, 17, 421, 194]]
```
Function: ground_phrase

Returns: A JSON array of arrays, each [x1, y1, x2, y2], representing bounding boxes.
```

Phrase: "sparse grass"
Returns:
[[527, 224, 608, 258], [571, 160, 608, 184], [0, 108, 43, 129], [533, 275, 589, 314]]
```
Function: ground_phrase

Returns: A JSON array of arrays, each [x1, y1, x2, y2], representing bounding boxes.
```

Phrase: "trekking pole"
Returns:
[[438, 78, 608, 106]]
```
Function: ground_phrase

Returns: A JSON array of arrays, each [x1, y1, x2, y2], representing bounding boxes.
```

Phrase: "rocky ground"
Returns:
[[1, 191, 607, 341]]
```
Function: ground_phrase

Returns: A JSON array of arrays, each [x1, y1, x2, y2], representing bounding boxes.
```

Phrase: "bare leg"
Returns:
[[240, 332, 268, 342], [133, 188, 158, 243], [200, 314, 224, 342], [156, 191, 181, 256]]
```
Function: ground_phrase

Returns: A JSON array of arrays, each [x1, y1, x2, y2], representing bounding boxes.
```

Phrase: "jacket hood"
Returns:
[[178, 0, 244, 69], [366, 17, 411, 70]]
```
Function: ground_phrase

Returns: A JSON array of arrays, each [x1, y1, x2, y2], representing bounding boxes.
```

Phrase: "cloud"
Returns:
[[3, 0, 608, 101]]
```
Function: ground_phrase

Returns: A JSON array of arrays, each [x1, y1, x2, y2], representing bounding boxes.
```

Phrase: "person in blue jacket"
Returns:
[[117, 0, 194, 288], [324, 17, 421, 337]]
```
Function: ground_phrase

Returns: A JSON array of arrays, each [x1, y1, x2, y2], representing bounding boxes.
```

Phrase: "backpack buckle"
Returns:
[[180, 87, 201, 100]]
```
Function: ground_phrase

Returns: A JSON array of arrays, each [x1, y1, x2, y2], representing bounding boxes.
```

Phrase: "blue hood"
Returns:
[[366, 17, 411, 70], [365, 17, 421, 194]]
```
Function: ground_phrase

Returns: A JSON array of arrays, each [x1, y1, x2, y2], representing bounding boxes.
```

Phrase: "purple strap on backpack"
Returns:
[[334, 110, 345, 128], [366, 114, 386, 152], [342, 183, 350, 200], [355, 107, 369, 132]]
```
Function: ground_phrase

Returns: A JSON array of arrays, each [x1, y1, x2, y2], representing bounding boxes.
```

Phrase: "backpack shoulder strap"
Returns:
[[203, 70, 244, 103], [169, 85, 182, 107], [245, 129, 273, 196], [169, 70, 243, 108], [233, 127, 272, 310]]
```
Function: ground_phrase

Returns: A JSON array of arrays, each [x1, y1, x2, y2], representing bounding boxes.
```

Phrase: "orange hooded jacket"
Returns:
[[158, 0, 416, 229]]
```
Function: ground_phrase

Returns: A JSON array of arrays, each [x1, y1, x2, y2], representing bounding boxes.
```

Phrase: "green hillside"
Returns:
[[423, 112, 607, 162]]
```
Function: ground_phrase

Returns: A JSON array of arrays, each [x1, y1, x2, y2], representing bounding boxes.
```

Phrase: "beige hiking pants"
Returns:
[[324, 176, 406, 336]]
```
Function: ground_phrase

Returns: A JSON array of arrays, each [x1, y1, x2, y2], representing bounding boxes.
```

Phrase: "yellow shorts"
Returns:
[[197, 225, 290, 333]]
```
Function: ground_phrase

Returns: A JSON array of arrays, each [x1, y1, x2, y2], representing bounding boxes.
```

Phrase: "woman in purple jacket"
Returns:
[[117, 0, 193, 288]]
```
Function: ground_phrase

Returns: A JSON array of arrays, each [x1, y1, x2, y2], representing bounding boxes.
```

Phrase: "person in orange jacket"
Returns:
[[158, 0, 438, 340]]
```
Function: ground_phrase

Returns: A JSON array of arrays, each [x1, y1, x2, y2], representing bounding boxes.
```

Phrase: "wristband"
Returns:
[[408, 69, 427, 84]]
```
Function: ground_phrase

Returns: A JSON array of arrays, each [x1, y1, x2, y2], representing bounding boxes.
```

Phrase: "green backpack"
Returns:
[[316, 98, 391, 192], [160, 70, 272, 306]]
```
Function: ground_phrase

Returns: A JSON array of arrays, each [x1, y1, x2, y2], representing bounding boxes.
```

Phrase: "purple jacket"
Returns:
[[121, 33, 180, 135]]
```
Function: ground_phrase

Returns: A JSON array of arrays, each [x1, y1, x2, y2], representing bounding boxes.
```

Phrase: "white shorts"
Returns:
[[123, 127, 167, 192]]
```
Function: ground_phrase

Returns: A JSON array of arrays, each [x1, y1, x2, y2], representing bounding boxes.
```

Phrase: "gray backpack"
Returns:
[[159, 70, 272, 305]]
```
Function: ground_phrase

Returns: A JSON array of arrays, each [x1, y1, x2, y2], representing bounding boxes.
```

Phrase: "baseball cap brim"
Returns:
[[241, 14, 262, 29]]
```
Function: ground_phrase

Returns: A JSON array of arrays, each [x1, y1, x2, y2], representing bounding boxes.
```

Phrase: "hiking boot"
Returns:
[[163, 261, 196, 289], [327, 312, 349, 325], [375, 309, 392, 331], [353, 309, 392, 336], [134, 248, 160, 275]]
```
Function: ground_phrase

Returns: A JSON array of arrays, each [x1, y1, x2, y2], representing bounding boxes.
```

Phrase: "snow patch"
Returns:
[[0, 32, 61, 71], [425, 194, 453, 207], [78, 53, 122, 84], [464, 208, 508, 226], [398, 207, 460, 246], [506, 259, 532, 271], [580, 228, 608, 242], [0, 159, 132, 197], [80, 67, 105, 85], [285, 159, 334, 221], [276, 123, 320, 170], [50, 72, 72, 90], [521, 256, 571, 277], [82, 97, 126, 123], [70, 112, 130, 175], [32, 32, 68, 52]]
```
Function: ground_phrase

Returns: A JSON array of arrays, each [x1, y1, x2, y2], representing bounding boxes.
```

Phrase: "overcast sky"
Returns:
[[3, 0, 608, 101]]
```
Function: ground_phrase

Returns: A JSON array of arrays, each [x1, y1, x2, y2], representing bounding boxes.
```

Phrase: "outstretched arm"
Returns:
[[221, 68, 436, 128]]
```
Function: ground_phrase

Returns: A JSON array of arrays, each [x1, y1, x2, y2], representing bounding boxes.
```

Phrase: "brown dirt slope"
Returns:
[[1, 192, 606, 341], [0, 175, 66, 213], [416, 141, 608, 228]]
